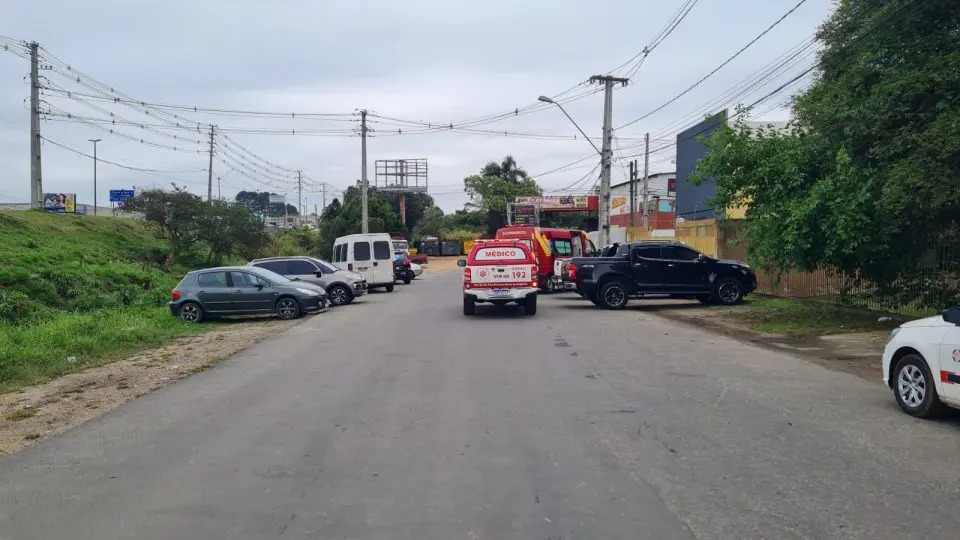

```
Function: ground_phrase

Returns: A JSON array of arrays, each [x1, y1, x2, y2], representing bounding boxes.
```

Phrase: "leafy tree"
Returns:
[[234, 191, 298, 216], [481, 155, 529, 184], [465, 155, 542, 236], [693, 0, 960, 285]]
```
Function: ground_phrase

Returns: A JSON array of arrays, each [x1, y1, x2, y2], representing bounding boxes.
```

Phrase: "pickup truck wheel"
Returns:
[[696, 293, 714, 305], [599, 281, 629, 310], [714, 278, 744, 306], [524, 295, 537, 316], [463, 296, 476, 316]]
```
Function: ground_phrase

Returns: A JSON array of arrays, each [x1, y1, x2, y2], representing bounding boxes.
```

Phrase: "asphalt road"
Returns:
[[2, 271, 960, 539]]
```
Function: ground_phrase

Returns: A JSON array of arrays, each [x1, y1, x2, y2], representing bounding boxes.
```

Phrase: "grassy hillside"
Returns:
[[0, 211, 208, 391]]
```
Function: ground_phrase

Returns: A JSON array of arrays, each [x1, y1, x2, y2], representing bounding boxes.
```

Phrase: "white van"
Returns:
[[332, 233, 396, 292]]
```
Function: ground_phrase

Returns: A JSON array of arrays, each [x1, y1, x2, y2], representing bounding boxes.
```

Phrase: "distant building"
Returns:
[[674, 110, 791, 222]]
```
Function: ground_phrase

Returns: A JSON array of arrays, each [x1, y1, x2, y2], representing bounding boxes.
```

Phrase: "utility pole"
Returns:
[[642, 132, 650, 228], [29, 42, 42, 209], [88, 139, 101, 215], [589, 75, 629, 247], [206, 125, 215, 202], [628, 159, 637, 227], [360, 110, 369, 233], [297, 170, 303, 218]]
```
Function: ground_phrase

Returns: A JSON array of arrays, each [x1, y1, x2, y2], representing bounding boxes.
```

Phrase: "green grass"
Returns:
[[734, 296, 898, 337], [0, 307, 212, 393], [0, 211, 218, 393]]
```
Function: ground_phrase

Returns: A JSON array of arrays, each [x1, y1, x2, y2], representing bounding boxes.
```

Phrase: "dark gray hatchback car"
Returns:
[[169, 266, 327, 323]]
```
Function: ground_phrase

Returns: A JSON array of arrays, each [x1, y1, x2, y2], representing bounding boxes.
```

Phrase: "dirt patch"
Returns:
[[649, 300, 890, 380], [421, 256, 463, 272], [0, 318, 299, 456]]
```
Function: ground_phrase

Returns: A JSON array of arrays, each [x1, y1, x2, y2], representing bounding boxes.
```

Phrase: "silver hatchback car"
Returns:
[[248, 256, 368, 306]]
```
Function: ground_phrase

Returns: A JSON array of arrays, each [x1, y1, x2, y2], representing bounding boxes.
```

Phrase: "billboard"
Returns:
[[109, 189, 135, 202], [513, 195, 598, 212], [268, 194, 285, 204], [42, 193, 76, 213]]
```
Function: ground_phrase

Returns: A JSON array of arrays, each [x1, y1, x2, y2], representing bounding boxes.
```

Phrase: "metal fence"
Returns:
[[718, 221, 958, 317]]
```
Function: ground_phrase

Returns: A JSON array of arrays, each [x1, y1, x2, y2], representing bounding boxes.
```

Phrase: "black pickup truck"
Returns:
[[569, 241, 757, 309]]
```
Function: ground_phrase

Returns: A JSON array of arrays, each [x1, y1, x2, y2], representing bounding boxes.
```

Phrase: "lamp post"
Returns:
[[88, 139, 101, 215], [538, 96, 602, 155]]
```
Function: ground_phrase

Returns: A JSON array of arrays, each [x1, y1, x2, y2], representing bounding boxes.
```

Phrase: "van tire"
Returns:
[[385, 284, 395, 293], [463, 296, 476, 316], [524, 295, 537, 316]]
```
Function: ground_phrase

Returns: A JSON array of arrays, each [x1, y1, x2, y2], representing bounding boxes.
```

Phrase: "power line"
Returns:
[[40, 135, 205, 173], [617, 0, 809, 130]]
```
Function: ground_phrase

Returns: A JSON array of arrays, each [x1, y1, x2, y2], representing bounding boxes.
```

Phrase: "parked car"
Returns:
[[394, 252, 415, 284], [410, 261, 423, 278], [458, 239, 539, 316], [332, 233, 396, 292], [883, 307, 960, 417], [248, 256, 367, 306], [569, 240, 757, 309], [169, 266, 327, 323]]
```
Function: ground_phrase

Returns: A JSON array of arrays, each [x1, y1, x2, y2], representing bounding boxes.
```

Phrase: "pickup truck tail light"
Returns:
[[569, 263, 577, 280], [463, 267, 472, 289], [171, 290, 182, 301], [531, 265, 538, 288]]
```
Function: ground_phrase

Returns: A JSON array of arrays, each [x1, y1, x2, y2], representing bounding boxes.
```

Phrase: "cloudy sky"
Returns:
[[1, 0, 834, 213]]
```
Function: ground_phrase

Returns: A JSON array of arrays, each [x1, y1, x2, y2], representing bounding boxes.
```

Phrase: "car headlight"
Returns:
[[296, 287, 319, 296], [889, 327, 901, 341]]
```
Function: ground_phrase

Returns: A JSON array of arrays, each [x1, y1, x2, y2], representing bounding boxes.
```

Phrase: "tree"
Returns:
[[465, 155, 541, 236], [481, 155, 529, 184], [234, 191, 298, 216], [693, 0, 960, 285]]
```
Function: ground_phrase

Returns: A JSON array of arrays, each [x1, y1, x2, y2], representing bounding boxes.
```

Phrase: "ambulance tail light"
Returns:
[[463, 267, 472, 289]]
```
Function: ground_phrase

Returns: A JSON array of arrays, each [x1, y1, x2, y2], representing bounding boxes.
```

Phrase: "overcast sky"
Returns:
[[1, 0, 834, 213]]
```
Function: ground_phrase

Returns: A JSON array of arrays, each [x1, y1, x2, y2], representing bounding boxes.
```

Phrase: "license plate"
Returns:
[[490, 289, 510, 298]]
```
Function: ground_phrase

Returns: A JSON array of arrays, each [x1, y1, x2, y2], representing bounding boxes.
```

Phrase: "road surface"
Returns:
[[2, 271, 960, 539]]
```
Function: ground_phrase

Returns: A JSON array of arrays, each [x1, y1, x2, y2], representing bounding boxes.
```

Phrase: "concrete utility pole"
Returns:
[[629, 160, 637, 227], [642, 132, 650, 228], [589, 75, 629, 247], [297, 170, 303, 218], [360, 110, 369, 233], [29, 42, 42, 209], [88, 139, 101, 215], [206, 125, 215, 202]]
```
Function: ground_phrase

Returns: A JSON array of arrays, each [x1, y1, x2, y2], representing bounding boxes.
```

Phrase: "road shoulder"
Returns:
[[640, 295, 898, 380], [0, 317, 300, 455]]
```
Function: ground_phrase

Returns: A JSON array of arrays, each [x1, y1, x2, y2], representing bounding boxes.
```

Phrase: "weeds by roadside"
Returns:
[[0, 307, 210, 393], [734, 296, 899, 337]]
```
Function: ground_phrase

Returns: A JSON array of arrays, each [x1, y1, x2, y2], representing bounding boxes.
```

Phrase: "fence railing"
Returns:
[[718, 223, 958, 317]]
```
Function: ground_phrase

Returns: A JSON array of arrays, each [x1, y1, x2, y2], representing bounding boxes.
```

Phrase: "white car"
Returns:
[[410, 262, 423, 278], [883, 307, 960, 417]]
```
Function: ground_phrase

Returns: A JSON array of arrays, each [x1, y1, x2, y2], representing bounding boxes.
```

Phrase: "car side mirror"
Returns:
[[315, 271, 323, 277], [942, 308, 960, 326], [457, 259, 467, 267], [255, 283, 264, 290], [697, 253, 706, 262]]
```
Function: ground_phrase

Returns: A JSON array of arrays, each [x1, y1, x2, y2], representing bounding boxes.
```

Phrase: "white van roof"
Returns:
[[334, 233, 393, 242]]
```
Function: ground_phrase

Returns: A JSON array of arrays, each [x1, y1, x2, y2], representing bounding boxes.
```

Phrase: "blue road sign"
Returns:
[[109, 189, 135, 202]]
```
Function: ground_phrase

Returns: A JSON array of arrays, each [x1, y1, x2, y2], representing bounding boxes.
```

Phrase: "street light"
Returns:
[[538, 96, 602, 156], [88, 139, 101, 215]]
